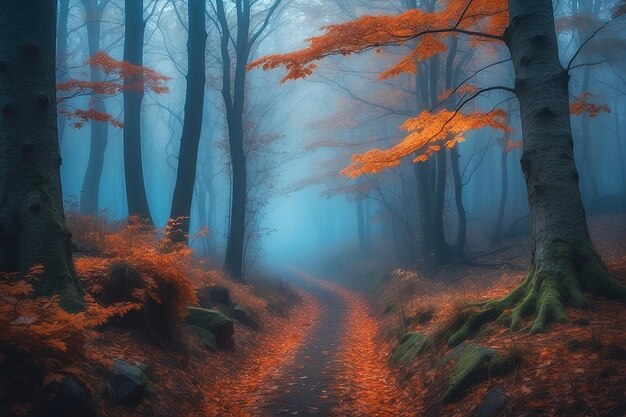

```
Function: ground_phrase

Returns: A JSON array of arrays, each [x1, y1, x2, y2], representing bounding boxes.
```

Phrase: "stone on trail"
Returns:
[[187, 325, 218, 352], [186, 307, 234, 346], [110, 359, 151, 405], [473, 386, 507, 417], [44, 375, 96, 417], [198, 285, 231, 307], [231, 304, 261, 330]]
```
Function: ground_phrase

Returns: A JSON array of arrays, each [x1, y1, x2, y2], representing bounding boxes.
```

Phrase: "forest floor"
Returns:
[[2, 213, 625, 417]]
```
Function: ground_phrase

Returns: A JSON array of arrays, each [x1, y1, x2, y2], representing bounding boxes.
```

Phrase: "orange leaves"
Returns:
[[341, 108, 510, 178], [315, 281, 416, 417], [204, 292, 321, 417], [249, 1, 507, 82], [570, 92, 611, 118], [57, 52, 170, 128]]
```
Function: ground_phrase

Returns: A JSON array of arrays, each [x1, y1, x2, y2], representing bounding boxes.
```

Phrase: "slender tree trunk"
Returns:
[[218, 0, 251, 281], [579, 65, 599, 205], [56, 0, 70, 147], [169, 0, 207, 244], [80, 0, 110, 216], [494, 102, 513, 243], [450, 147, 466, 252], [0, 1, 83, 310], [488, 0, 625, 331], [123, 0, 153, 224]]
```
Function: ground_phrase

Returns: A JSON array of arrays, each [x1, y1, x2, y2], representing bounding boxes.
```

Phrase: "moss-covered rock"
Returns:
[[187, 325, 218, 352], [487, 352, 520, 377], [186, 307, 234, 346], [442, 344, 496, 403], [231, 304, 260, 330], [391, 331, 427, 366]]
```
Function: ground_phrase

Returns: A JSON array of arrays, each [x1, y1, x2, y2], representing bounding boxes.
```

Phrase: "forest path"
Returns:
[[260, 275, 346, 415], [260, 272, 414, 416]]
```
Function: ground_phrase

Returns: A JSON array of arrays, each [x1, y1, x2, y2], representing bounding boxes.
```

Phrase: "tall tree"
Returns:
[[123, 0, 153, 224], [251, 0, 626, 335], [214, 0, 284, 280], [56, 0, 71, 147], [0, 0, 83, 310], [79, 0, 111, 215], [169, 0, 208, 244]]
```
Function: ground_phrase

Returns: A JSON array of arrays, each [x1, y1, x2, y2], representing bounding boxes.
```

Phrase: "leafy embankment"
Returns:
[[0, 213, 305, 417], [340, 213, 626, 416]]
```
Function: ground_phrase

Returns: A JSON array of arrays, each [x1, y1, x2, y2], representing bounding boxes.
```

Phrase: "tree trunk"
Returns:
[[123, 0, 153, 224], [456, 0, 626, 338], [578, 65, 599, 206], [493, 102, 513, 243], [56, 0, 70, 147], [0, 1, 83, 310], [169, 0, 207, 244], [80, 0, 110, 216], [450, 147, 466, 252], [218, 0, 251, 281]]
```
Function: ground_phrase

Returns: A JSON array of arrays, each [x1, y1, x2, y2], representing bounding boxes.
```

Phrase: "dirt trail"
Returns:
[[258, 274, 413, 416], [261, 278, 347, 415]]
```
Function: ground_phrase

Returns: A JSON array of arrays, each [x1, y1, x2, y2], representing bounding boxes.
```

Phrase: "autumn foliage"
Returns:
[[0, 266, 137, 415], [57, 52, 170, 129], [248, 0, 508, 82], [341, 109, 510, 177], [249, 0, 511, 177]]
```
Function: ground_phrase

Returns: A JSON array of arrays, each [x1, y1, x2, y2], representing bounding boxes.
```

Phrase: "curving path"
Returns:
[[261, 278, 347, 415]]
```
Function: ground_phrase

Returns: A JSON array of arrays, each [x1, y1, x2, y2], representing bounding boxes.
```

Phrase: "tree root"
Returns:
[[447, 242, 626, 346]]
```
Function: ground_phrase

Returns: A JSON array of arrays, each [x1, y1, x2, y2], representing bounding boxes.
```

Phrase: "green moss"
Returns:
[[391, 331, 428, 366], [442, 344, 496, 403], [488, 351, 521, 377], [447, 308, 499, 348]]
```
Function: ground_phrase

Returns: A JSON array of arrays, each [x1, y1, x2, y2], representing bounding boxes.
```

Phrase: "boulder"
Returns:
[[231, 304, 260, 330], [198, 285, 231, 307], [442, 344, 496, 403], [473, 386, 507, 417], [391, 331, 428, 365], [187, 325, 218, 352], [110, 360, 151, 404], [186, 307, 234, 346], [44, 376, 96, 417]]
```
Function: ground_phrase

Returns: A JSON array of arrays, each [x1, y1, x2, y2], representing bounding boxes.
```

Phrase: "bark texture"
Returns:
[[123, 0, 153, 224], [169, 0, 207, 244], [450, 0, 625, 343], [0, 0, 83, 310]]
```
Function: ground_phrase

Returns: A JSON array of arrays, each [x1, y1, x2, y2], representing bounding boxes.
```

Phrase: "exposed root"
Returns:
[[447, 242, 626, 345]]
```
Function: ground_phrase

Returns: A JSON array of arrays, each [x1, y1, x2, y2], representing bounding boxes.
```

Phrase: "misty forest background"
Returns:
[[1, 0, 626, 416]]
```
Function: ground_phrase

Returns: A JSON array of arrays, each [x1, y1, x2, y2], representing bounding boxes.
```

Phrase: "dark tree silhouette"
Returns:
[[0, 0, 83, 310], [79, 0, 111, 216], [169, 0, 208, 244], [123, 0, 153, 225]]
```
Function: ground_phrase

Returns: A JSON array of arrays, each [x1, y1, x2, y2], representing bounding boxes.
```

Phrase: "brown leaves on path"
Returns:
[[203, 292, 322, 417], [312, 280, 418, 417]]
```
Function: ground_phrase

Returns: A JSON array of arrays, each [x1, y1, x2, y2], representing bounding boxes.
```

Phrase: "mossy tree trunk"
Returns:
[[449, 0, 626, 344], [495, 0, 625, 331], [0, 1, 83, 311]]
